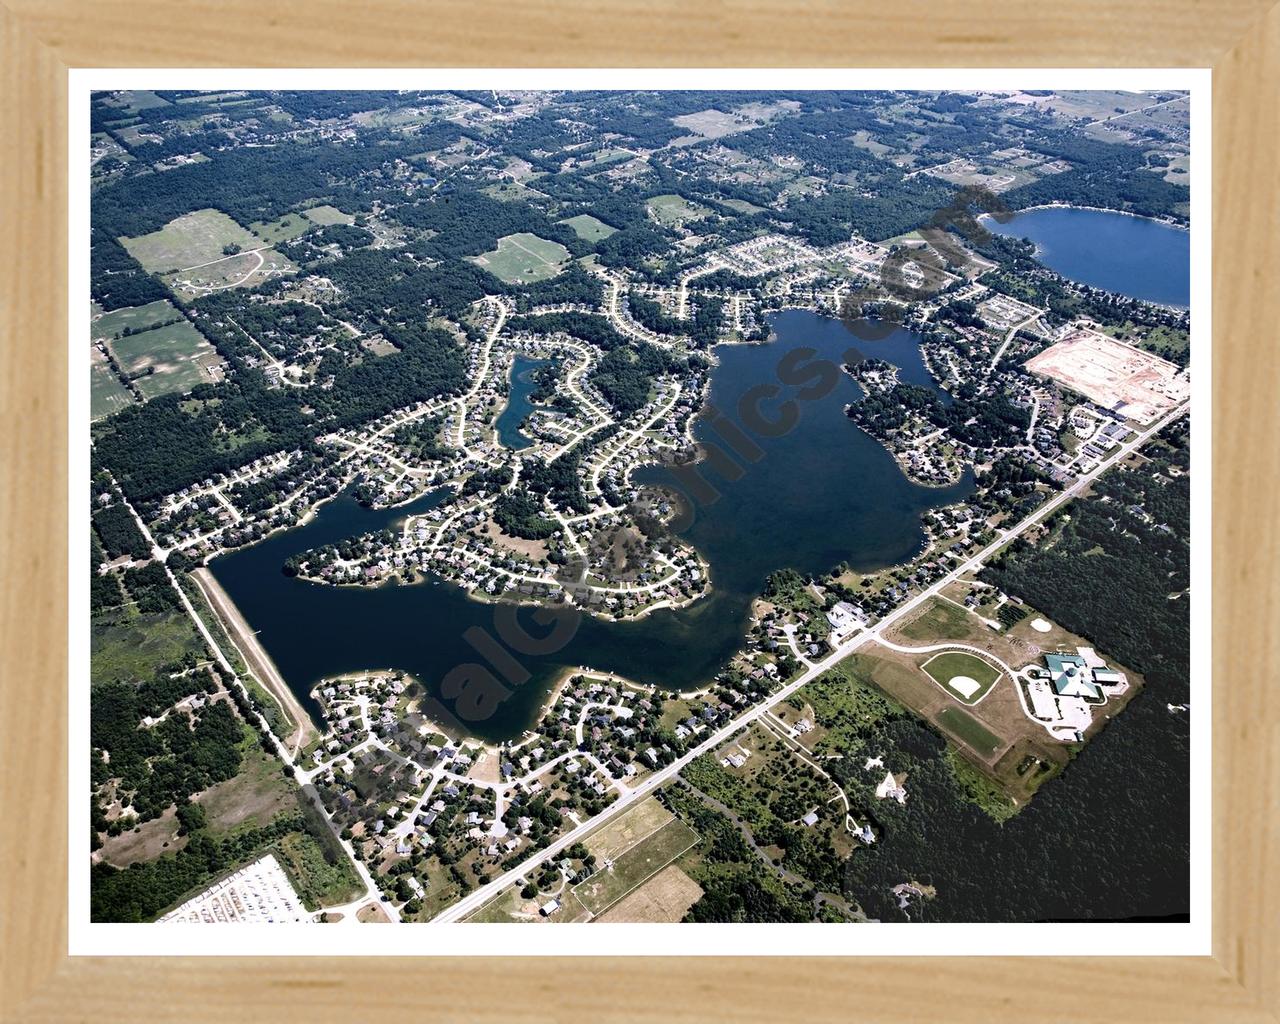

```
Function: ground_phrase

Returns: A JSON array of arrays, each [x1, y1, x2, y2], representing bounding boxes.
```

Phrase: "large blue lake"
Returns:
[[210, 311, 968, 742], [207, 307, 1187, 922], [985, 206, 1190, 307]]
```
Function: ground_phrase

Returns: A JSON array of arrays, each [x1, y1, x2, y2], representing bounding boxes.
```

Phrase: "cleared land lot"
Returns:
[[108, 320, 225, 400], [584, 797, 673, 862], [558, 213, 618, 243], [250, 212, 314, 244], [597, 864, 703, 923], [471, 232, 570, 285], [571, 817, 699, 917], [120, 208, 260, 274], [922, 650, 1003, 704], [646, 194, 713, 227], [91, 348, 135, 421], [92, 298, 181, 340], [1025, 327, 1188, 424], [302, 204, 355, 226]]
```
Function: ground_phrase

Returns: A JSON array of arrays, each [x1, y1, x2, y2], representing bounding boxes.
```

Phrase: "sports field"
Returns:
[[90, 348, 135, 421], [571, 817, 699, 917], [936, 706, 1004, 757], [558, 214, 618, 243], [302, 204, 355, 226], [922, 651, 1002, 704], [471, 233, 570, 285], [250, 212, 314, 245], [91, 299, 180, 341], [119, 208, 260, 274], [108, 320, 225, 400], [646, 194, 713, 227]]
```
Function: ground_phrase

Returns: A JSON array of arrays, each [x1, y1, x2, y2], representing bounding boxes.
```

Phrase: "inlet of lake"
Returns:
[[493, 355, 551, 450], [210, 310, 971, 742], [984, 206, 1190, 308]]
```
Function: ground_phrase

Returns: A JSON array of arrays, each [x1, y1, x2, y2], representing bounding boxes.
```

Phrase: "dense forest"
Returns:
[[982, 423, 1190, 700]]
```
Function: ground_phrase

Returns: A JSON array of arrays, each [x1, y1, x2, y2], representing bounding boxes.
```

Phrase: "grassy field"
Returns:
[[91, 607, 207, 686], [302, 204, 354, 226], [120, 208, 260, 274], [108, 320, 225, 400], [936, 706, 1004, 756], [274, 828, 363, 911], [470, 232, 570, 284], [101, 89, 171, 115], [558, 213, 618, 243], [196, 733, 297, 834], [922, 651, 1002, 704], [250, 212, 314, 245], [91, 348, 135, 421], [646, 194, 713, 227], [92, 299, 180, 341], [596, 864, 703, 923], [162, 248, 297, 298], [895, 597, 979, 643], [571, 817, 699, 917], [584, 797, 673, 862]]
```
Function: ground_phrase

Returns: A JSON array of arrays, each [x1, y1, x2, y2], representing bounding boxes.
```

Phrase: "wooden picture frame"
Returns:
[[2, 2, 1276, 1019]]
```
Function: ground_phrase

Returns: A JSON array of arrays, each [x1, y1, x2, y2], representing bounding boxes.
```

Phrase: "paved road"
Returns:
[[432, 400, 1187, 922]]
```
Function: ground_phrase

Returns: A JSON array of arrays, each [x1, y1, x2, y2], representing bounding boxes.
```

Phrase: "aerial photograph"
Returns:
[[86, 86, 1193, 928]]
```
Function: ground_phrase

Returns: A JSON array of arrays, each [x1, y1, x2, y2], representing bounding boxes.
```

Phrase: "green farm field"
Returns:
[[302, 204, 355, 226], [120, 208, 260, 274], [108, 320, 224, 400], [250, 212, 314, 245], [471, 232, 570, 284], [90, 348, 135, 421], [92, 299, 180, 341], [646, 193, 713, 226], [558, 214, 618, 243]]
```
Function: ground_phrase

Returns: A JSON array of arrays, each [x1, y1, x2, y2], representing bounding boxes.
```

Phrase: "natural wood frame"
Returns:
[[2, 2, 1276, 1020]]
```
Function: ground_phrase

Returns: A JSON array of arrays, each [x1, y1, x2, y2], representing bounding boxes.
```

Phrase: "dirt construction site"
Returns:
[[1024, 327, 1189, 424]]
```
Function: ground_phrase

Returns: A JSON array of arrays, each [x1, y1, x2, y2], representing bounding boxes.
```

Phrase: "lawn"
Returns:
[[935, 707, 1004, 757], [108, 320, 225, 400], [922, 650, 1003, 704], [92, 299, 181, 341], [558, 213, 618, 243], [91, 608, 207, 687], [895, 597, 978, 643], [470, 232, 570, 285], [571, 817, 699, 917], [250, 212, 315, 245], [119, 208, 260, 274], [646, 194, 713, 227], [301, 204, 355, 226], [90, 348, 135, 421]]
